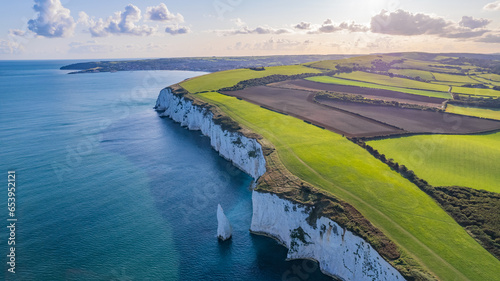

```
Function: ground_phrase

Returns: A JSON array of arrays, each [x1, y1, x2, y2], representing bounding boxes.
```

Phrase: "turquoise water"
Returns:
[[0, 61, 332, 280]]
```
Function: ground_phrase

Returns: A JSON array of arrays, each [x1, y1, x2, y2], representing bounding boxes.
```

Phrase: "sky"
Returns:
[[1, 0, 500, 60]]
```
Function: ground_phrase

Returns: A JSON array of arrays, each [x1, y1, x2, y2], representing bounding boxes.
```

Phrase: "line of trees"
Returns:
[[449, 94, 500, 109]]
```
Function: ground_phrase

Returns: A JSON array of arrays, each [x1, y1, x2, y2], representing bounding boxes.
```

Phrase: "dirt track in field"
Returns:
[[221, 85, 500, 138], [270, 79, 447, 108]]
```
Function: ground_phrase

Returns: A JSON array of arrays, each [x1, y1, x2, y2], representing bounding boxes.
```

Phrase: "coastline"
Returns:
[[155, 85, 408, 281]]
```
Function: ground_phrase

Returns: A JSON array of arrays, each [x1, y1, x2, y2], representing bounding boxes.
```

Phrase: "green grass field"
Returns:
[[306, 54, 476, 74], [309, 71, 500, 98], [452, 86, 500, 97], [391, 60, 474, 74], [336, 71, 451, 92], [181, 65, 322, 93], [477, 73, 500, 82], [431, 72, 478, 84], [306, 75, 451, 98], [306, 54, 397, 71], [389, 69, 435, 81], [446, 104, 500, 120], [473, 75, 500, 87], [431, 80, 468, 87], [368, 133, 500, 193], [191, 90, 500, 281], [471, 76, 500, 87]]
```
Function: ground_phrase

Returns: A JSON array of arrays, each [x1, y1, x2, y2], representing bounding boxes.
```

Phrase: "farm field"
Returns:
[[310, 73, 500, 98], [453, 86, 500, 97], [272, 79, 446, 107], [177, 54, 500, 280], [305, 54, 394, 70], [473, 75, 500, 87], [389, 69, 435, 81], [306, 54, 476, 74], [337, 71, 500, 97], [431, 80, 468, 87], [306, 75, 451, 98], [477, 73, 500, 82], [431, 72, 478, 84], [221, 86, 404, 137], [222, 84, 500, 137], [336, 71, 451, 92], [191, 90, 500, 281], [471, 75, 500, 87], [315, 97, 500, 134], [391, 60, 476, 73], [446, 104, 500, 120], [181, 65, 322, 93], [367, 133, 500, 193]]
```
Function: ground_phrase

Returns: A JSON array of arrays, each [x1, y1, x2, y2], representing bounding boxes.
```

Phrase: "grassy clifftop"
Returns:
[[172, 54, 500, 281]]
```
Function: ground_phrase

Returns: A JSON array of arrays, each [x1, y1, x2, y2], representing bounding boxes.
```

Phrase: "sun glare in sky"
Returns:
[[0, 0, 499, 59]]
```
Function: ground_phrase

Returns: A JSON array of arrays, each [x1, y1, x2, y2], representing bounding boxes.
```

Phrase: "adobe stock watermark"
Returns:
[[51, 71, 167, 182], [178, 161, 242, 225], [7, 171, 17, 274], [213, 0, 243, 20], [282, 259, 319, 281]]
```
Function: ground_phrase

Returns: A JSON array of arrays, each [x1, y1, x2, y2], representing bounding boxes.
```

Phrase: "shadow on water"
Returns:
[[250, 234, 337, 281], [218, 239, 233, 257]]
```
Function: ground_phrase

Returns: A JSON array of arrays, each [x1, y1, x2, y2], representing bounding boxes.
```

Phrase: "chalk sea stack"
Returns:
[[217, 204, 232, 241]]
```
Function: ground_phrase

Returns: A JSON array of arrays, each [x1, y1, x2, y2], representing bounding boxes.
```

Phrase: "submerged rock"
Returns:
[[217, 204, 232, 241]]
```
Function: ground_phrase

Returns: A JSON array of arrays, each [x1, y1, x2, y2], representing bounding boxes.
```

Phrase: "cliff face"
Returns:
[[155, 87, 404, 281], [251, 191, 404, 281], [155, 88, 266, 179]]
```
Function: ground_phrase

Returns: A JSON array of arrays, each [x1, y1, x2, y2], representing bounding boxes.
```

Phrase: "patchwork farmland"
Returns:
[[177, 52, 500, 281]]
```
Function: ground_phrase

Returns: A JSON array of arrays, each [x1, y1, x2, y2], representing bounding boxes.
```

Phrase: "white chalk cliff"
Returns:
[[155, 88, 266, 179], [156, 87, 404, 281], [217, 204, 232, 241], [250, 191, 404, 281]]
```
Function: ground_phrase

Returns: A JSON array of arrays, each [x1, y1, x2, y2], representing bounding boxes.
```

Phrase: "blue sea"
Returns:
[[0, 61, 333, 280]]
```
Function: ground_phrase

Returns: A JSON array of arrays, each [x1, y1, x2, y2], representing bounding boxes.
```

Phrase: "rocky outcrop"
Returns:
[[217, 204, 232, 241], [156, 86, 404, 281]]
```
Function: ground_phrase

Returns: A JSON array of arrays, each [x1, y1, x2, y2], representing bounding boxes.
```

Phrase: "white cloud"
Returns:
[[483, 1, 500, 11], [0, 40, 23, 54], [370, 10, 492, 39], [145, 3, 184, 22], [165, 25, 190, 35], [306, 20, 369, 34], [9, 29, 27, 37], [27, 0, 75, 38], [228, 38, 313, 51], [77, 11, 90, 25], [294, 22, 311, 30], [477, 34, 500, 43], [87, 4, 156, 37], [371, 10, 449, 36], [459, 16, 490, 29], [215, 26, 292, 36], [442, 29, 489, 38], [68, 41, 113, 53], [231, 18, 246, 27]]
